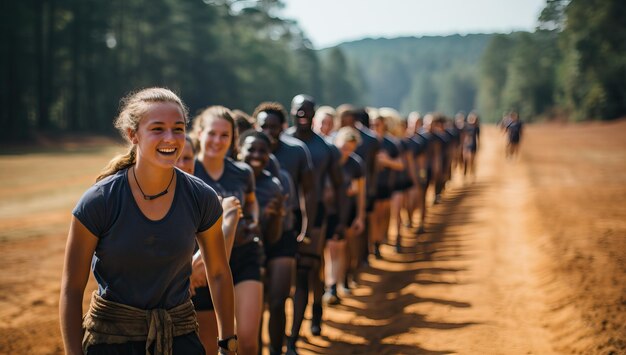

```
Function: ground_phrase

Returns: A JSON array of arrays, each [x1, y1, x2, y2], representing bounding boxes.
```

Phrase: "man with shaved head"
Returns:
[[285, 95, 346, 352]]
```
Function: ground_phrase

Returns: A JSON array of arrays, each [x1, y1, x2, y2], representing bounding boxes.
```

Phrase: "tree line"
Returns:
[[477, 0, 626, 122], [2, 0, 624, 140], [0, 0, 362, 140]]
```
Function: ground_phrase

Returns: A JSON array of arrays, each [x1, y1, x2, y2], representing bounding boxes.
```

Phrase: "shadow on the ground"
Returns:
[[301, 181, 486, 354]]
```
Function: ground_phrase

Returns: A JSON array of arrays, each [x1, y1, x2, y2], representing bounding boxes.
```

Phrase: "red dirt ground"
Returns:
[[0, 122, 624, 354]]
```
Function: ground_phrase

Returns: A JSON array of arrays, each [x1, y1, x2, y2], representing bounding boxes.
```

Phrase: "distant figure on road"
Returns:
[[505, 111, 523, 159]]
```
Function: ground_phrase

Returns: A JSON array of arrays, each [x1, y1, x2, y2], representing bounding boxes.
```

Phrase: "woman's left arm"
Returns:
[[196, 216, 235, 339]]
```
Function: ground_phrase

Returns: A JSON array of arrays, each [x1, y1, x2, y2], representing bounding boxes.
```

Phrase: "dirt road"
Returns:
[[1, 123, 624, 354]]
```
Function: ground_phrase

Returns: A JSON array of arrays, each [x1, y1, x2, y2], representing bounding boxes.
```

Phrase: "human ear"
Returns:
[[127, 128, 138, 144]]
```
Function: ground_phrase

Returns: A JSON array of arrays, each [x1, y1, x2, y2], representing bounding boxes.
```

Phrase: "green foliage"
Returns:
[[478, 0, 626, 121], [0, 0, 358, 140], [331, 34, 492, 116]]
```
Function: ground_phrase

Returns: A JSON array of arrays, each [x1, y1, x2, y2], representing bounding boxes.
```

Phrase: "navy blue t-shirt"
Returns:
[[506, 121, 521, 143], [464, 125, 480, 149], [278, 169, 297, 231], [194, 158, 255, 205], [377, 135, 401, 191], [272, 134, 314, 206], [355, 126, 379, 198], [342, 153, 365, 212], [395, 138, 414, 189], [254, 170, 283, 214], [72, 168, 222, 310], [284, 128, 335, 203]]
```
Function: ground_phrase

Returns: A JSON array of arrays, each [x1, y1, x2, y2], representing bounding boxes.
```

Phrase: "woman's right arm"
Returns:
[[60, 216, 98, 355]]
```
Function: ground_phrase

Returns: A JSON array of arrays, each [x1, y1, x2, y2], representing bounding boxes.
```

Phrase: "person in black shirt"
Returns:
[[239, 130, 295, 355], [192, 106, 263, 355], [505, 111, 523, 160], [370, 112, 405, 259], [285, 94, 346, 346], [325, 127, 365, 304], [337, 106, 379, 278], [453, 112, 466, 172], [463, 112, 481, 179], [176, 135, 242, 355], [253, 102, 316, 354], [60, 88, 236, 354], [432, 114, 451, 203]]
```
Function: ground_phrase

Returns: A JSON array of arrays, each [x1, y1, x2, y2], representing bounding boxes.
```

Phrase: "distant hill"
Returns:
[[320, 34, 494, 115]]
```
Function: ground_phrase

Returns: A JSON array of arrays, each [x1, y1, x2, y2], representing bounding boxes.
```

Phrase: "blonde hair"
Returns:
[[97, 88, 188, 181], [191, 105, 239, 160], [334, 126, 362, 146], [378, 107, 403, 137]]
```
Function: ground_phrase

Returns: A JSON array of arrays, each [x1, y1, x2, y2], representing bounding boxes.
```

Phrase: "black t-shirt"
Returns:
[[278, 169, 296, 231], [464, 125, 480, 148], [446, 126, 461, 144], [272, 134, 314, 206], [377, 135, 401, 191], [72, 168, 222, 309], [194, 158, 255, 205], [254, 170, 283, 212], [355, 126, 379, 198], [395, 138, 413, 189], [285, 128, 336, 202], [506, 121, 522, 143], [342, 153, 365, 211], [410, 133, 428, 156], [266, 154, 281, 178], [254, 170, 283, 232]]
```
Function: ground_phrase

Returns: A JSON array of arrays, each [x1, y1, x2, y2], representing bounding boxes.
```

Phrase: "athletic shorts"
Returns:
[[313, 203, 326, 227], [325, 214, 341, 240], [375, 185, 393, 200], [395, 179, 413, 191], [192, 242, 262, 311], [265, 230, 297, 260], [347, 204, 357, 227], [366, 194, 376, 213], [230, 241, 263, 284], [191, 285, 214, 311]]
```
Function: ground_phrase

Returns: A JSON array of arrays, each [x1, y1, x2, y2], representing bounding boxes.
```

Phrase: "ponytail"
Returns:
[[96, 145, 136, 181]]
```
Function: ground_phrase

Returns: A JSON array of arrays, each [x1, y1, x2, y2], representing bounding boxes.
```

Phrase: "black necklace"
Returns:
[[132, 166, 175, 200]]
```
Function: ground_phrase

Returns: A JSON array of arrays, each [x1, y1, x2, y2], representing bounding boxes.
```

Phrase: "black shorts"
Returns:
[[313, 202, 326, 227], [87, 331, 204, 354], [366, 194, 376, 213], [395, 180, 413, 191], [192, 285, 214, 311], [325, 214, 341, 240], [347, 204, 357, 227], [230, 241, 263, 284], [375, 185, 393, 200], [265, 230, 297, 260]]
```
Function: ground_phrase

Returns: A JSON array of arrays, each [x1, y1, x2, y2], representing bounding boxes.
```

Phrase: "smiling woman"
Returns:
[[59, 88, 236, 355]]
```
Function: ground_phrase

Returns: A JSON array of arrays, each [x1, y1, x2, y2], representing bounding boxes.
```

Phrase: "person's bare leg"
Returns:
[[235, 280, 263, 355], [197, 310, 218, 355], [266, 257, 295, 355]]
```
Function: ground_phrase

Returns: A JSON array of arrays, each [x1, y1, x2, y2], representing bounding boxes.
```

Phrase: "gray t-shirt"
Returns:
[[72, 168, 222, 310]]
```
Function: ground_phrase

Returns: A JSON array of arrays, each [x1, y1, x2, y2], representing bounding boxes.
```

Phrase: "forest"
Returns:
[[1, 0, 624, 140]]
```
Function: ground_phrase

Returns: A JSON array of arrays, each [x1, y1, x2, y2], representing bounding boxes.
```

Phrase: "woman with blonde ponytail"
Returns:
[[60, 88, 237, 355]]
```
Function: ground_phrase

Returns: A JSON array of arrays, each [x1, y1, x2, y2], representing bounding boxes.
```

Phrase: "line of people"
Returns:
[[60, 87, 482, 355]]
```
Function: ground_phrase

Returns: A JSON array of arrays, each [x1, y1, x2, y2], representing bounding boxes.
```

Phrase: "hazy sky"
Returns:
[[280, 0, 547, 49]]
